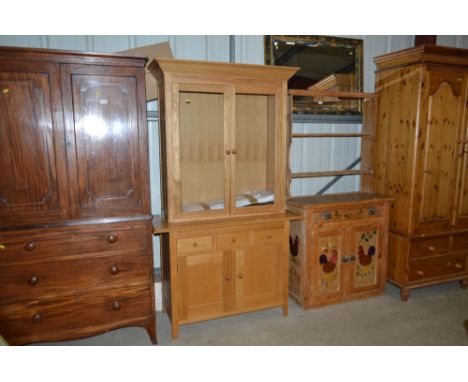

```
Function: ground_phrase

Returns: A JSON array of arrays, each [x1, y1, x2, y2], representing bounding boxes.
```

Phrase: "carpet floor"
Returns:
[[32, 282, 468, 346]]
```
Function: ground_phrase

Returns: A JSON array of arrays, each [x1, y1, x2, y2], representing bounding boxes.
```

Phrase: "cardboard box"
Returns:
[[119, 42, 173, 101]]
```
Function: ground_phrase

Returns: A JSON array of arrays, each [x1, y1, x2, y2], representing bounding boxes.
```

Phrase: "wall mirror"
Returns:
[[264, 35, 363, 115]]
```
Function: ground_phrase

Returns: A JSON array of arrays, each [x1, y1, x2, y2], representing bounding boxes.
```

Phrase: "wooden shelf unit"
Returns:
[[150, 58, 300, 339]]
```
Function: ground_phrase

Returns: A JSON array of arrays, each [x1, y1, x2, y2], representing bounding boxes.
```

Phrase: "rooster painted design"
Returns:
[[358, 244, 376, 267], [319, 247, 338, 274]]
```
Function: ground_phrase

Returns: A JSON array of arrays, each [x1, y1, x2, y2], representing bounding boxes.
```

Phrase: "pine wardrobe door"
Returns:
[[0, 61, 69, 225], [61, 64, 149, 218]]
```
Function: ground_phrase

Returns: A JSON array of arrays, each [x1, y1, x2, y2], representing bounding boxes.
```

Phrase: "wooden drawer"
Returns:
[[216, 231, 250, 249], [176, 235, 213, 254], [410, 236, 450, 258], [409, 255, 467, 282], [251, 228, 284, 244], [0, 284, 153, 345], [312, 204, 383, 224], [0, 250, 152, 304], [0, 222, 148, 264]]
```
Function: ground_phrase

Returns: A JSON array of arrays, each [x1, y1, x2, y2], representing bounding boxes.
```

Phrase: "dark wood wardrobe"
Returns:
[[0, 46, 156, 345]]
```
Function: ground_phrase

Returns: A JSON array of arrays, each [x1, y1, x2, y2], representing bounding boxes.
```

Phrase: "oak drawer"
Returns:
[[0, 250, 152, 304], [0, 284, 153, 345], [409, 255, 467, 282], [312, 205, 383, 224], [216, 231, 250, 249], [176, 235, 213, 254], [251, 228, 284, 244], [410, 236, 450, 259], [0, 222, 148, 264]]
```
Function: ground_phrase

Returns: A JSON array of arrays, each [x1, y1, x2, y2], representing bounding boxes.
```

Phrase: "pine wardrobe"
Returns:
[[151, 58, 300, 339], [0, 46, 156, 345], [374, 45, 468, 300]]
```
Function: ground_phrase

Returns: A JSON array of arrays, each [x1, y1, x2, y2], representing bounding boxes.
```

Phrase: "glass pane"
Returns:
[[179, 91, 225, 213], [235, 93, 276, 209]]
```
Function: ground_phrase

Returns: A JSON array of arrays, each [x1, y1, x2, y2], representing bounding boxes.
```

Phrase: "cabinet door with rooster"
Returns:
[[311, 227, 346, 306], [347, 222, 385, 295]]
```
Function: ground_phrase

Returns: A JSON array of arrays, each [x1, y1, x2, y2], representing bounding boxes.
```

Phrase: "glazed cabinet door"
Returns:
[[232, 87, 282, 215], [414, 70, 467, 233], [0, 62, 68, 225], [62, 64, 148, 218], [311, 228, 346, 305], [171, 83, 230, 221], [347, 222, 385, 294], [234, 244, 283, 310], [176, 251, 234, 322]]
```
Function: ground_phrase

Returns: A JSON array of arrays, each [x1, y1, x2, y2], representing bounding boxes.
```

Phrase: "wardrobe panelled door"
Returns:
[[0, 46, 155, 345]]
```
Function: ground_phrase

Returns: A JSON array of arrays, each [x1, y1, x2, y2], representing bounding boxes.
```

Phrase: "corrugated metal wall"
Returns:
[[1, 35, 467, 266]]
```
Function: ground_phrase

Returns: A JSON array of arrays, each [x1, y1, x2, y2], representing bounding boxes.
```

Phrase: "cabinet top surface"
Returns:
[[287, 192, 392, 209], [149, 57, 299, 81], [0, 45, 147, 67], [152, 212, 303, 234], [374, 44, 468, 70]]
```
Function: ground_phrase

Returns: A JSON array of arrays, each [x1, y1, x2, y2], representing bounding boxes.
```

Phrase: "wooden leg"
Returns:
[[460, 279, 468, 289], [282, 301, 288, 317], [171, 322, 179, 340], [146, 318, 157, 345], [400, 287, 410, 302]]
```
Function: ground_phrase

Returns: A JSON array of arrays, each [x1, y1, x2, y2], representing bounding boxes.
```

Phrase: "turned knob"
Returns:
[[107, 234, 117, 243], [416, 270, 424, 276], [24, 241, 35, 251], [109, 265, 120, 275], [193, 242, 198, 247], [455, 263, 462, 269], [428, 245, 435, 251], [32, 313, 42, 323], [231, 238, 237, 243], [225, 275, 231, 281], [112, 301, 121, 311], [231, 149, 237, 155], [238, 273, 244, 279], [28, 275, 38, 286], [225, 149, 231, 155]]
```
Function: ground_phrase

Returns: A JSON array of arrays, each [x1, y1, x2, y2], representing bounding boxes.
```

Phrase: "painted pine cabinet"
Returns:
[[374, 45, 468, 301], [288, 194, 391, 308]]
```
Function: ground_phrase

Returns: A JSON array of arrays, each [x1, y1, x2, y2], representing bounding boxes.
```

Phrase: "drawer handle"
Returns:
[[225, 149, 231, 155], [225, 275, 231, 281], [24, 241, 35, 251], [416, 270, 424, 276], [0, 244, 5, 250], [267, 235, 273, 239], [112, 301, 121, 311], [107, 234, 118, 243], [238, 273, 244, 279], [28, 275, 38, 286], [193, 242, 198, 247], [109, 265, 120, 275], [231, 238, 237, 243], [455, 263, 463, 269], [231, 149, 237, 155], [322, 212, 332, 220], [32, 313, 42, 324], [428, 246, 435, 251], [368, 208, 377, 216]]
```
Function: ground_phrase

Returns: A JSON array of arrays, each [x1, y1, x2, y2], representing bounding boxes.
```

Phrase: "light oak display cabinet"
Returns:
[[150, 58, 300, 339], [374, 45, 468, 300]]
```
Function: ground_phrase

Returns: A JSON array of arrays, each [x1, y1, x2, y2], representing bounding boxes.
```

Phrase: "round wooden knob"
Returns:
[[28, 275, 38, 286], [225, 149, 231, 155], [107, 234, 117, 243], [112, 301, 121, 311], [193, 242, 198, 247], [225, 275, 231, 281], [109, 265, 120, 275], [32, 313, 42, 323], [238, 273, 244, 279], [24, 241, 35, 251], [231, 149, 237, 155], [428, 246, 435, 251], [416, 270, 424, 276], [231, 238, 237, 243], [455, 263, 462, 269]]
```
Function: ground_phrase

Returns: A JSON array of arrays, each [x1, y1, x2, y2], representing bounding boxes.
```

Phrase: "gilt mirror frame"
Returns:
[[264, 35, 363, 115]]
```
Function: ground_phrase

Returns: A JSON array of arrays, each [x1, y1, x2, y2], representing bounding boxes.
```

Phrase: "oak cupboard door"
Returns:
[[176, 251, 234, 322], [0, 62, 68, 224], [347, 222, 384, 295], [62, 64, 148, 218], [311, 228, 346, 305], [235, 244, 283, 310], [413, 70, 467, 233]]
